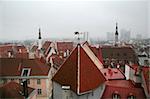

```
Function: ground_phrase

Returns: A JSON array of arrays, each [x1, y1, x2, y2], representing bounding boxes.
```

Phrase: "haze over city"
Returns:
[[0, 0, 149, 41]]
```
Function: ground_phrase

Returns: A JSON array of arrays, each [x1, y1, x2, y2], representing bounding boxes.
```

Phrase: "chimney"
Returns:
[[28, 52, 35, 59], [19, 49, 22, 53], [8, 51, 13, 58]]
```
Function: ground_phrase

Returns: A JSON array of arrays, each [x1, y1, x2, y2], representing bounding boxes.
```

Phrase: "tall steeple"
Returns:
[[38, 28, 42, 50], [38, 28, 42, 39], [115, 22, 118, 36], [115, 22, 119, 46]]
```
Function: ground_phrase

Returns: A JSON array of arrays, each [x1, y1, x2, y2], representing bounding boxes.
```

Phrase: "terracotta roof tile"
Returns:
[[53, 44, 106, 94], [102, 80, 146, 99], [57, 42, 74, 53], [0, 81, 34, 99], [0, 58, 50, 77], [0, 45, 28, 58], [101, 46, 138, 64], [90, 46, 104, 64], [42, 41, 51, 55], [100, 68, 125, 80]]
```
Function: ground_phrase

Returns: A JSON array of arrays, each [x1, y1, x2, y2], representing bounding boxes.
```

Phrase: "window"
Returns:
[[37, 89, 42, 95], [37, 79, 41, 84], [11, 78, 14, 81], [128, 95, 136, 99], [21, 68, 31, 77], [112, 93, 120, 99]]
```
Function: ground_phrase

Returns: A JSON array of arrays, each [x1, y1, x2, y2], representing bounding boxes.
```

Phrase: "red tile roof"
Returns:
[[31, 45, 38, 52], [52, 44, 106, 94], [0, 81, 34, 99], [56, 42, 74, 53], [0, 44, 28, 58], [101, 46, 138, 64], [90, 46, 104, 64], [100, 68, 125, 80], [52, 55, 65, 69], [142, 66, 150, 95], [42, 41, 51, 56], [102, 80, 146, 99], [0, 58, 50, 77]]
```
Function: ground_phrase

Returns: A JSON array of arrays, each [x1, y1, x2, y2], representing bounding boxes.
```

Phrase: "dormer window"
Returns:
[[128, 93, 136, 99], [112, 91, 120, 99], [21, 68, 31, 77]]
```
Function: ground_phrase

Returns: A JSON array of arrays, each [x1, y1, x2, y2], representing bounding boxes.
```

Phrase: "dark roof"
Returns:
[[0, 81, 34, 99], [0, 58, 50, 77], [53, 44, 106, 94], [102, 80, 146, 99], [0, 44, 28, 58], [101, 46, 138, 63], [57, 42, 74, 52]]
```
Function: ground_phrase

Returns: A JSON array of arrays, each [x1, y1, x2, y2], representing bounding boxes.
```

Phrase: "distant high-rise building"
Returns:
[[120, 29, 131, 41]]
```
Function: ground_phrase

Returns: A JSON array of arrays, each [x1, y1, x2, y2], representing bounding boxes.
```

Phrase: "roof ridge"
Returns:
[[82, 44, 103, 70]]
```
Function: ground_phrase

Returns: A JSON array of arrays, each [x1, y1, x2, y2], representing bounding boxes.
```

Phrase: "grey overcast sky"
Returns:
[[0, 0, 149, 41]]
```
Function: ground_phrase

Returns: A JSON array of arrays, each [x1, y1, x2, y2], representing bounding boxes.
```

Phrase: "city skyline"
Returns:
[[0, 0, 149, 41]]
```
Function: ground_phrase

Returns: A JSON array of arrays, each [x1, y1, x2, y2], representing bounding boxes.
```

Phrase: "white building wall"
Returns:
[[125, 64, 130, 80], [53, 82, 105, 99]]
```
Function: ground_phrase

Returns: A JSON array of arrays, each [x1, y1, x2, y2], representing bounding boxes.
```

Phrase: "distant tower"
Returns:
[[115, 22, 119, 46], [38, 28, 42, 50]]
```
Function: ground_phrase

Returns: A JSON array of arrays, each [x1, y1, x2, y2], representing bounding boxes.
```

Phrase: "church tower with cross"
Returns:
[[115, 22, 119, 46], [38, 28, 42, 50]]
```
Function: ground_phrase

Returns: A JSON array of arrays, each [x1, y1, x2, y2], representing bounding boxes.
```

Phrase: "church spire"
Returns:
[[115, 22, 118, 35], [38, 28, 42, 50], [38, 28, 42, 39], [115, 22, 119, 46]]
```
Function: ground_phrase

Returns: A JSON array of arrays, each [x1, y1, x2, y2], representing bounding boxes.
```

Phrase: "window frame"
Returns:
[[37, 89, 42, 95], [37, 79, 41, 84], [21, 68, 31, 77]]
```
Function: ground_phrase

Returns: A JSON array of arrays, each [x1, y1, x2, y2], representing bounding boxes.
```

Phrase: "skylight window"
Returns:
[[21, 68, 31, 77]]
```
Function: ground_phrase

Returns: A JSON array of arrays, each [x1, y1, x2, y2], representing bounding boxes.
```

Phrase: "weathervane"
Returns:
[[74, 32, 85, 43]]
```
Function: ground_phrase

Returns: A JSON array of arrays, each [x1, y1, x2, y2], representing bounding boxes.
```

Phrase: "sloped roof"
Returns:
[[100, 68, 125, 80], [42, 41, 51, 56], [0, 58, 50, 77], [0, 44, 28, 58], [0, 81, 34, 99], [101, 80, 146, 99], [90, 46, 104, 64], [142, 66, 150, 95], [52, 55, 65, 69], [56, 42, 74, 52], [52, 43, 106, 94], [101, 46, 138, 63], [31, 45, 38, 52]]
